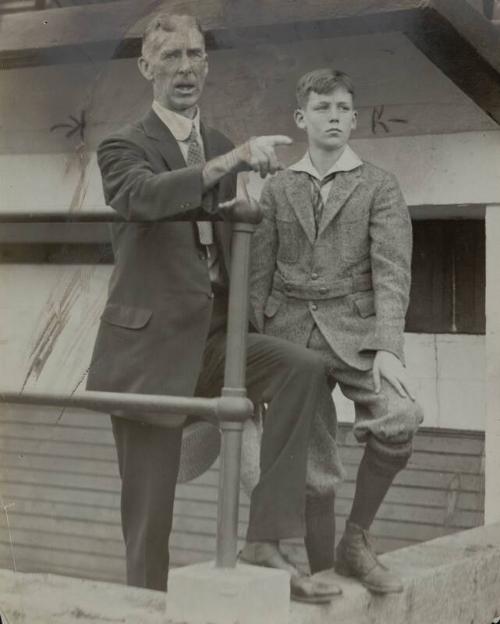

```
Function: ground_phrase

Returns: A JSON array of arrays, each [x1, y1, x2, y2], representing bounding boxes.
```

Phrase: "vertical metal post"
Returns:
[[216, 221, 255, 568]]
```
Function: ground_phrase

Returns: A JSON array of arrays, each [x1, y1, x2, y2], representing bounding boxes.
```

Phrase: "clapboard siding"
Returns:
[[0, 408, 485, 582]]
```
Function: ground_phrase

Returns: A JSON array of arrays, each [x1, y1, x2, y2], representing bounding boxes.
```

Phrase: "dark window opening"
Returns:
[[406, 220, 485, 334]]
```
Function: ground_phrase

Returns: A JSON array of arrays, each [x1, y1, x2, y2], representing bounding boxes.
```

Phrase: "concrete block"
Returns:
[[165, 561, 290, 624], [289, 523, 500, 624], [1, 524, 500, 624]]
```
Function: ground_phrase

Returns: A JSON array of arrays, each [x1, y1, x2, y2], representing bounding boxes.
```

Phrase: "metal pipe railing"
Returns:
[[0, 204, 259, 569], [0, 390, 253, 427], [0, 210, 132, 223]]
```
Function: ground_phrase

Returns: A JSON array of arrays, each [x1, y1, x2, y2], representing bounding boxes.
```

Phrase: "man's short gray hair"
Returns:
[[141, 13, 205, 58]]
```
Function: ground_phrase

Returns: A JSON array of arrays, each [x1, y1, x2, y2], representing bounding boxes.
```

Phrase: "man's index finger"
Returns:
[[267, 135, 293, 146]]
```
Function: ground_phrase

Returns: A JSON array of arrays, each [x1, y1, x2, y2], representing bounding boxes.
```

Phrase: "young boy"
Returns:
[[250, 68, 424, 593]]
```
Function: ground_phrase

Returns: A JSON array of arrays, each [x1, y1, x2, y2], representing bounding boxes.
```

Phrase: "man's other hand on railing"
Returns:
[[218, 196, 262, 224]]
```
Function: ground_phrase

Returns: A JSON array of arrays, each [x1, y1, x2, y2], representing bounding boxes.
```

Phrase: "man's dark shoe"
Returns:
[[239, 542, 342, 604], [335, 521, 403, 594]]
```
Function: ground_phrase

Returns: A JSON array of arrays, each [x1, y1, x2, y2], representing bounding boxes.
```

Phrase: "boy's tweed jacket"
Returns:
[[250, 159, 413, 371]]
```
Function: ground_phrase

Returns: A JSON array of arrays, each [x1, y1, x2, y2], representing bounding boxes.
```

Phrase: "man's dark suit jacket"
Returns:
[[86, 109, 236, 403]]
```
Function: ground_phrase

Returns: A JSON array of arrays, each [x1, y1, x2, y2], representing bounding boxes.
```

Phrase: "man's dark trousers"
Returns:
[[111, 295, 330, 590]]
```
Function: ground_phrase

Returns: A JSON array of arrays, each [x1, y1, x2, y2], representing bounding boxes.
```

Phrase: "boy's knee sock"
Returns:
[[348, 438, 411, 531], [305, 494, 336, 574]]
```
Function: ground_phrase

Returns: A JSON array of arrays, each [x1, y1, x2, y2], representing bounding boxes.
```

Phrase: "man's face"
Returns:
[[294, 87, 357, 151], [139, 25, 208, 116]]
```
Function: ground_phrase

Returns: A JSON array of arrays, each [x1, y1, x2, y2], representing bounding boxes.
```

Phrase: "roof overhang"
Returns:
[[1, 0, 499, 122]]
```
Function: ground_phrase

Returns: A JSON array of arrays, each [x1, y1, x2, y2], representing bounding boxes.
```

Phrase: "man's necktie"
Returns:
[[186, 125, 220, 279], [186, 125, 214, 246], [310, 173, 336, 237], [186, 124, 205, 166]]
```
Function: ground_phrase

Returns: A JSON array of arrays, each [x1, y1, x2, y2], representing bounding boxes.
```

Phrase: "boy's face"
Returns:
[[294, 86, 357, 151]]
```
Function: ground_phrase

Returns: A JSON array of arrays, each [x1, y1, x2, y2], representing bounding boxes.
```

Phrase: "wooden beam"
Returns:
[[0, 11, 426, 69], [409, 205, 487, 220], [431, 0, 500, 74], [0, 0, 424, 66], [0, 1, 498, 126], [405, 7, 500, 124], [481, 0, 500, 21]]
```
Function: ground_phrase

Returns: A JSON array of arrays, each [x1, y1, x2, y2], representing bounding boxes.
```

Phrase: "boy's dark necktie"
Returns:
[[310, 173, 336, 237]]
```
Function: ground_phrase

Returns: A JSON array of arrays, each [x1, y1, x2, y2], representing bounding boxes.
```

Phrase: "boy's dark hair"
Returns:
[[141, 13, 205, 59], [296, 68, 355, 108]]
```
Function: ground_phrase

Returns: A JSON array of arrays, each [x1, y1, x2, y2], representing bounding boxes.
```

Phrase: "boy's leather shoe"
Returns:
[[335, 521, 403, 594]]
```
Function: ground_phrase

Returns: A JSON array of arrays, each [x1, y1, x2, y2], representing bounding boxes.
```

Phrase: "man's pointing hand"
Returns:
[[202, 135, 293, 191], [236, 135, 293, 178]]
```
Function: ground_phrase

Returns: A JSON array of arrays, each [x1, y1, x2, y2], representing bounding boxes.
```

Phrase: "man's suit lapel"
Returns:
[[317, 168, 362, 237], [284, 172, 316, 245], [201, 122, 232, 272], [141, 109, 186, 171], [141, 110, 233, 272]]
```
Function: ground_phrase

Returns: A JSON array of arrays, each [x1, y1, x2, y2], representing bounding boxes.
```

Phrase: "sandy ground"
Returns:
[[0, 570, 168, 624]]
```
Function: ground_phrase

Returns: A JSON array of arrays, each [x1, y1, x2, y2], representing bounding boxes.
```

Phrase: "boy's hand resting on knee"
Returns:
[[372, 351, 415, 400]]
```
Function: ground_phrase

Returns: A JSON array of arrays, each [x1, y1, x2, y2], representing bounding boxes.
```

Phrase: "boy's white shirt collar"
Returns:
[[152, 100, 201, 141], [289, 145, 362, 179]]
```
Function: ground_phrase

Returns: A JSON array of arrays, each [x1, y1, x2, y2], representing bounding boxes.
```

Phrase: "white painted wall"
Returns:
[[2, 130, 500, 218], [334, 333, 486, 431], [351, 133, 500, 207], [0, 264, 107, 393], [0, 263, 487, 432]]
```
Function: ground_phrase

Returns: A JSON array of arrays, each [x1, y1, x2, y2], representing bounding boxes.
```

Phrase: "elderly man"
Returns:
[[87, 13, 338, 603]]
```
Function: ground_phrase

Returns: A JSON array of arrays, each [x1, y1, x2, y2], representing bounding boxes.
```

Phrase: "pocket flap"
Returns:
[[354, 294, 375, 318], [101, 304, 152, 329], [264, 295, 282, 319]]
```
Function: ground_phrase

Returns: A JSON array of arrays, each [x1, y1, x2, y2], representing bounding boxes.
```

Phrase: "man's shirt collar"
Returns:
[[289, 145, 362, 180], [152, 100, 201, 141]]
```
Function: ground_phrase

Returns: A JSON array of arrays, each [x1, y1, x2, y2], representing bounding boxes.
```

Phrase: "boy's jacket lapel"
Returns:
[[285, 168, 362, 243], [317, 168, 362, 237], [285, 172, 317, 245]]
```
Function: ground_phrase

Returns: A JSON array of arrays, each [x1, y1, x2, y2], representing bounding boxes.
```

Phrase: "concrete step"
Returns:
[[0, 523, 499, 624], [292, 522, 500, 624]]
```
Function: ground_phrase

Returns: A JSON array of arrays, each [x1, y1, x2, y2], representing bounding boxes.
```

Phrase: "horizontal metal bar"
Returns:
[[0, 211, 224, 223], [0, 389, 254, 425], [0, 211, 130, 223], [0, 203, 488, 226], [0, 204, 262, 225], [0, 389, 218, 422]]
